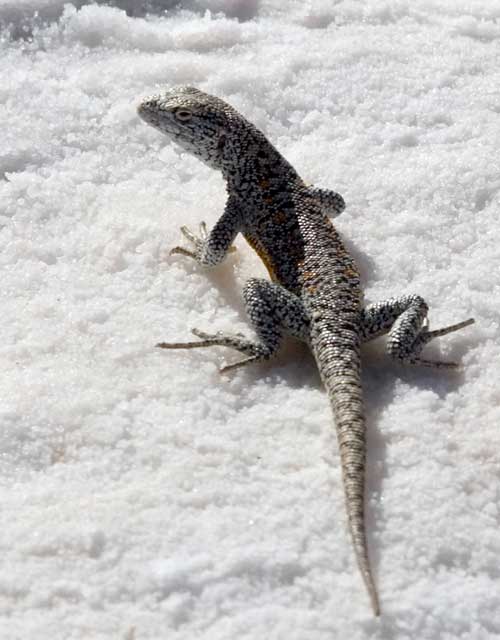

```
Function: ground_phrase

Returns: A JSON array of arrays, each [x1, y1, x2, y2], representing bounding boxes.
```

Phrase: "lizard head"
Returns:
[[137, 86, 240, 170]]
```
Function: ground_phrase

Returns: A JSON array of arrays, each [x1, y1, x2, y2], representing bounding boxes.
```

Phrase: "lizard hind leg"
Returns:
[[157, 278, 310, 374], [360, 295, 474, 368]]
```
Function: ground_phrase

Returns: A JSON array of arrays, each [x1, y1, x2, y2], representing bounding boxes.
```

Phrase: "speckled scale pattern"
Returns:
[[138, 86, 474, 616]]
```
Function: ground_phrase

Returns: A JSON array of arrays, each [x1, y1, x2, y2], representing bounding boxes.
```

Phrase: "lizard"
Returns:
[[137, 86, 475, 615]]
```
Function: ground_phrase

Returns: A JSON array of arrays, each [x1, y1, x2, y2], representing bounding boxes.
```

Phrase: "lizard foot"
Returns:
[[170, 222, 236, 261], [156, 328, 271, 371], [402, 317, 475, 369]]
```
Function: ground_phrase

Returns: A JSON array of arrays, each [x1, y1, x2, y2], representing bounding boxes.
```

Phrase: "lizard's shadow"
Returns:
[[188, 241, 270, 317]]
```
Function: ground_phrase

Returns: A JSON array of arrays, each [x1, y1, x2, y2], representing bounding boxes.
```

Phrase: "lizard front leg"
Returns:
[[360, 295, 474, 368], [157, 278, 309, 373], [171, 195, 240, 266], [308, 186, 346, 218]]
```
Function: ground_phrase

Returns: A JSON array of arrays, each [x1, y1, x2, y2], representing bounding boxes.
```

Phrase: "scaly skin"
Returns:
[[137, 86, 474, 615]]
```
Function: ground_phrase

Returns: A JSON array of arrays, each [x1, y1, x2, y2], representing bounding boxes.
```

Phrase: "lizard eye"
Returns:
[[174, 108, 192, 122]]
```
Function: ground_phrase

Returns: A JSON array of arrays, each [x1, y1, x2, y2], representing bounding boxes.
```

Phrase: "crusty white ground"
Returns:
[[1, 1, 499, 638]]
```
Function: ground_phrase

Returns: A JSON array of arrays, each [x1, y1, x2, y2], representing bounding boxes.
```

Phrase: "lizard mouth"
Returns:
[[137, 101, 160, 124], [137, 102, 179, 137]]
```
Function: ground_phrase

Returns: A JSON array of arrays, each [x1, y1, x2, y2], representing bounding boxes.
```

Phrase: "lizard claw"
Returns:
[[170, 225, 206, 261], [219, 358, 253, 374], [191, 328, 216, 340], [171, 222, 237, 261], [410, 358, 461, 369], [170, 246, 197, 258], [180, 225, 199, 243]]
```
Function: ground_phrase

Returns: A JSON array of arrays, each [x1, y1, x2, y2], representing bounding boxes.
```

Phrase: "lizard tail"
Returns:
[[314, 334, 380, 616]]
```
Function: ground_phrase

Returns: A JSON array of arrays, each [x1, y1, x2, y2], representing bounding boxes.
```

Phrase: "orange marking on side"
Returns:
[[344, 267, 359, 279], [273, 210, 287, 224], [244, 236, 277, 281], [302, 270, 316, 281], [302, 270, 318, 294]]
